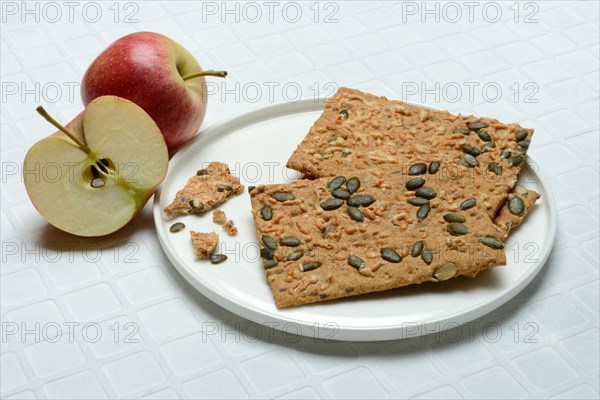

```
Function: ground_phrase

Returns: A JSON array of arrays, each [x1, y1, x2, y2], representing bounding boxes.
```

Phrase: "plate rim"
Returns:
[[153, 98, 558, 341]]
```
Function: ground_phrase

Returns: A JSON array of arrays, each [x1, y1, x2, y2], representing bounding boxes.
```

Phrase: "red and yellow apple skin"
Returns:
[[81, 32, 207, 153]]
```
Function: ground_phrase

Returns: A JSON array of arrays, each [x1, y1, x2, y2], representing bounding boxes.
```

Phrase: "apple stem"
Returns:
[[36, 106, 92, 155], [182, 70, 228, 81]]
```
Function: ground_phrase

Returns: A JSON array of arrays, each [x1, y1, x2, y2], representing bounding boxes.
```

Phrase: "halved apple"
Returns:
[[24, 96, 169, 237]]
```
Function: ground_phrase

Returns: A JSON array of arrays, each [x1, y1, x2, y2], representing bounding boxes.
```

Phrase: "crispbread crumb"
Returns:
[[213, 209, 227, 225], [223, 220, 238, 236], [190, 231, 219, 259]]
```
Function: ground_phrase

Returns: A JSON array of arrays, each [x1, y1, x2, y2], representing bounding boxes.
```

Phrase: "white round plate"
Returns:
[[153, 99, 557, 342]]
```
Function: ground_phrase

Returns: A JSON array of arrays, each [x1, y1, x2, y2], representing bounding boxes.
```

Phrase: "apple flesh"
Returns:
[[24, 96, 169, 237], [81, 32, 227, 154]]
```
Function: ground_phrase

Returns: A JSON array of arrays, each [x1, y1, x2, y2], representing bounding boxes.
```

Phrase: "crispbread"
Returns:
[[494, 185, 541, 236], [190, 231, 218, 259]]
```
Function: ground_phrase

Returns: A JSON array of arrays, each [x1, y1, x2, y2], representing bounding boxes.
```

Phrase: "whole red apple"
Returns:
[[81, 32, 226, 153]]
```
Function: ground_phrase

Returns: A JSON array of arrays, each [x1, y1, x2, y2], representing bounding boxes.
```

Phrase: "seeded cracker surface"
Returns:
[[164, 162, 244, 218], [250, 88, 540, 308]]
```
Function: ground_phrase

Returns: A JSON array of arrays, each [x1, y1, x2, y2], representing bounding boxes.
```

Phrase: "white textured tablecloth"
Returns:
[[1, 1, 599, 398]]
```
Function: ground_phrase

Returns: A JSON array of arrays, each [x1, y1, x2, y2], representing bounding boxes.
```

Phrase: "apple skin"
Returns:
[[81, 32, 207, 153]]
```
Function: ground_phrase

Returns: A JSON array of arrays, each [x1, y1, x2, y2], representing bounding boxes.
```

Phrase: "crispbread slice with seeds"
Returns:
[[250, 167, 507, 308], [164, 162, 244, 219]]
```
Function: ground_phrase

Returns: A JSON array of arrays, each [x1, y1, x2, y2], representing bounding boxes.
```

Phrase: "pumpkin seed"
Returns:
[[443, 212, 466, 223], [261, 234, 278, 250], [488, 162, 502, 176], [90, 178, 105, 188], [477, 129, 493, 142], [406, 177, 425, 191], [459, 198, 477, 210], [347, 206, 364, 222], [169, 222, 185, 233], [263, 259, 278, 269], [447, 222, 469, 235], [260, 248, 274, 259], [260, 205, 273, 221], [346, 177, 361, 194], [271, 192, 295, 202], [468, 121, 489, 130], [500, 150, 511, 159], [461, 144, 481, 157], [281, 237, 302, 247], [518, 140, 530, 149], [415, 187, 437, 199], [417, 204, 430, 221], [421, 250, 433, 265], [347, 195, 376, 207], [479, 236, 504, 250], [322, 224, 336, 238], [217, 184, 232, 192], [341, 150, 351, 158], [348, 255, 365, 269], [433, 263, 458, 281], [408, 198, 429, 206], [299, 261, 322, 272], [332, 189, 351, 200], [411, 241, 424, 257], [327, 176, 346, 192], [320, 198, 345, 210], [408, 163, 427, 175], [515, 129, 528, 142], [189, 199, 205, 212], [339, 109, 349, 120], [196, 168, 209, 176], [508, 196, 525, 216], [456, 159, 469, 168], [286, 251, 304, 261], [428, 160, 440, 174], [453, 128, 471, 135], [509, 155, 524, 166], [463, 154, 480, 167], [211, 254, 227, 264], [380, 247, 402, 263], [481, 142, 496, 152]]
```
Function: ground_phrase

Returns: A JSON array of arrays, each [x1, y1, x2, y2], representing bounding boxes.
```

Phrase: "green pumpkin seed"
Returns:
[[281, 237, 302, 247], [447, 222, 469, 235], [417, 204, 430, 221], [347, 206, 364, 222], [433, 263, 458, 281], [271, 192, 295, 202], [518, 140, 530, 149], [463, 154, 479, 167], [348, 255, 365, 269], [488, 162, 502, 176], [415, 187, 437, 199], [347, 195, 376, 207], [477, 129, 493, 142], [459, 198, 477, 210], [286, 251, 304, 261], [408, 163, 427, 175], [456, 159, 469, 168], [421, 250, 433, 265], [481, 142, 496, 152], [453, 128, 471, 135], [408, 198, 429, 206], [508, 196, 525, 216], [299, 261, 322, 272], [327, 176, 346, 192], [500, 150, 511, 159], [261, 234, 278, 250], [189, 199, 205, 212], [515, 129, 529, 142], [479, 236, 504, 250], [263, 259, 278, 269], [322, 224, 336, 238], [211, 254, 227, 264], [406, 177, 425, 191], [380, 247, 402, 263], [468, 121, 489, 131], [443, 212, 466, 223], [411, 241, 424, 257], [339, 109, 349, 120], [332, 189, 351, 199], [320, 198, 345, 210], [509, 155, 524, 166], [260, 205, 273, 221], [346, 177, 361, 194], [428, 160, 440, 174], [169, 222, 185, 233], [196, 168, 209, 176], [260, 247, 274, 259], [461, 144, 481, 157], [217, 184, 232, 192]]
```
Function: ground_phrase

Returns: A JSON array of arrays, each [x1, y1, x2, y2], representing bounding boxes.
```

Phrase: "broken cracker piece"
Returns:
[[190, 231, 219, 259], [494, 185, 540, 236], [223, 220, 238, 236], [213, 209, 227, 225]]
